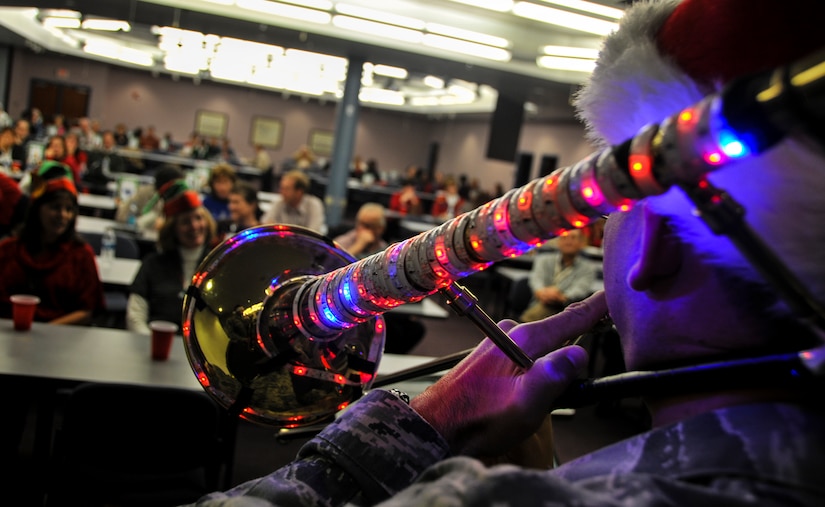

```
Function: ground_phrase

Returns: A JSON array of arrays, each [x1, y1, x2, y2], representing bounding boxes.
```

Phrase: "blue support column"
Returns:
[[325, 56, 364, 229]]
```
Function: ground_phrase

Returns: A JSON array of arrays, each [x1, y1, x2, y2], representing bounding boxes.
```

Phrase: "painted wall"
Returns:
[[7, 48, 596, 193]]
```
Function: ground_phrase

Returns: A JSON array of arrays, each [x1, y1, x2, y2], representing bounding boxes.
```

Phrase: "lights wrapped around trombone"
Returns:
[[182, 48, 825, 428]]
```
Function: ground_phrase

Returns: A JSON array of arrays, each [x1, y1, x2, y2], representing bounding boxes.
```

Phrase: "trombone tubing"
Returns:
[[292, 48, 825, 339]]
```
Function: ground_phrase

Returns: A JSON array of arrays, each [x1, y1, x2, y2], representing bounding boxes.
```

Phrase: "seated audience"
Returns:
[[519, 229, 599, 323], [388, 179, 423, 216], [127, 180, 218, 334], [0, 126, 15, 172], [201, 163, 236, 222], [86, 130, 127, 182], [261, 169, 326, 234], [62, 132, 88, 189], [0, 162, 104, 324], [430, 175, 468, 221], [333, 202, 388, 259], [284, 144, 317, 171], [185, 2, 825, 506], [218, 181, 261, 239], [11, 119, 31, 166]]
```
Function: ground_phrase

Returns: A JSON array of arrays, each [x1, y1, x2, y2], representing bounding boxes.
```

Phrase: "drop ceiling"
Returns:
[[0, 0, 628, 121]]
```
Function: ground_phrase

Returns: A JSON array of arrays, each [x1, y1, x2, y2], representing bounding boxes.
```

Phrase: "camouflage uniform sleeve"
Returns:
[[188, 390, 449, 507]]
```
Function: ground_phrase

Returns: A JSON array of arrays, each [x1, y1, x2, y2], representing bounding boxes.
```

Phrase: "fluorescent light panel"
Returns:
[[42, 17, 81, 29], [536, 55, 596, 72], [372, 64, 408, 79], [447, 0, 514, 12], [335, 3, 425, 30], [538, 0, 624, 20], [513, 2, 618, 35], [332, 16, 423, 44], [422, 34, 510, 61], [81, 19, 131, 31], [541, 45, 598, 59], [236, 0, 332, 24], [425, 22, 509, 48]]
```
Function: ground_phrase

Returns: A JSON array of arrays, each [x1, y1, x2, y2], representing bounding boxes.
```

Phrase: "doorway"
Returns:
[[28, 78, 90, 124]]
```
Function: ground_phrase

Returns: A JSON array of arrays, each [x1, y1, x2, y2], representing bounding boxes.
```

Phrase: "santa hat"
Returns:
[[159, 178, 202, 217], [575, 0, 825, 147], [574, 0, 825, 314], [30, 160, 77, 200]]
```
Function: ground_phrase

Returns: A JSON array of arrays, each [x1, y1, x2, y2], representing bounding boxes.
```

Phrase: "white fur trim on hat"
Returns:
[[574, 0, 705, 147]]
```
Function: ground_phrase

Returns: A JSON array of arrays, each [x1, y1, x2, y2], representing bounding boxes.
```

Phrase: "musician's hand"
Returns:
[[410, 291, 607, 458]]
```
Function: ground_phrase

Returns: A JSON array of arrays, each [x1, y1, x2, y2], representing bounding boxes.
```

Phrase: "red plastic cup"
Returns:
[[149, 321, 178, 360], [10, 294, 40, 331]]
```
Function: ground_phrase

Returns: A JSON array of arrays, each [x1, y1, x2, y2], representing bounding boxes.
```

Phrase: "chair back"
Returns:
[[81, 230, 141, 258], [47, 382, 232, 506]]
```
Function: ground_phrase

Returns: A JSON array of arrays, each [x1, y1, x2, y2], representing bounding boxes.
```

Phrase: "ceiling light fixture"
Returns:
[[425, 22, 510, 48], [81, 19, 131, 32], [372, 64, 408, 79], [423, 75, 445, 89], [512, 2, 618, 36], [360, 87, 405, 106], [335, 3, 425, 30], [538, 0, 624, 20], [84, 41, 153, 67], [332, 16, 423, 44], [447, 0, 514, 12], [42, 16, 81, 30], [540, 45, 598, 59], [536, 55, 596, 72], [422, 34, 511, 62], [236, 0, 332, 24]]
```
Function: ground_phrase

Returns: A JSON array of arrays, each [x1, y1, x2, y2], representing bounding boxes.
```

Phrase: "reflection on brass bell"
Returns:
[[182, 225, 386, 428]]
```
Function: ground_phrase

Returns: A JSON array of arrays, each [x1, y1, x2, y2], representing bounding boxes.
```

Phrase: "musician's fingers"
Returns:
[[510, 291, 607, 360]]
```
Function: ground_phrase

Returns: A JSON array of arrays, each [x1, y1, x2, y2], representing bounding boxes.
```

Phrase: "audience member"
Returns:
[[185, 1, 825, 506], [201, 163, 236, 222], [86, 130, 127, 181], [333, 202, 388, 258], [261, 169, 326, 234], [0, 161, 104, 324], [127, 180, 218, 334], [388, 179, 423, 216], [0, 127, 15, 173], [285, 144, 317, 171], [62, 132, 88, 189], [113, 122, 130, 146], [138, 125, 161, 151], [11, 119, 31, 164], [114, 165, 185, 235], [45, 113, 66, 137], [75, 117, 101, 151], [519, 229, 599, 322], [0, 172, 27, 238], [430, 175, 468, 221], [0, 102, 11, 129], [251, 144, 272, 172], [218, 181, 261, 239]]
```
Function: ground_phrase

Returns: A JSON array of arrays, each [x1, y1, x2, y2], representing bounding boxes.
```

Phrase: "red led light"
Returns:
[[582, 186, 594, 198], [573, 220, 584, 227], [517, 193, 532, 210], [375, 320, 384, 332], [704, 152, 723, 164], [679, 110, 694, 123], [198, 373, 210, 387], [335, 374, 345, 384], [619, 204, 632, 212], [294, 366, 307, 376], [337, 401, 350, 411]]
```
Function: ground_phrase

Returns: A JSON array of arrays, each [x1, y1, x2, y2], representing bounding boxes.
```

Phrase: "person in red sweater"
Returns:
[[0, 172, 27, 238], [0, 161, 104, 324]]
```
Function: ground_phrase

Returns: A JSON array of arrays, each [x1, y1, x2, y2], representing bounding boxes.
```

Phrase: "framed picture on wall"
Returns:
[[309, 129, 334, 156], [195, 110, 228, 138], [250, 116, 283, 149]]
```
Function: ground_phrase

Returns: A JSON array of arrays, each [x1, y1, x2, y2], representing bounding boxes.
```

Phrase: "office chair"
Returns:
[[46, 382, 233, 507]]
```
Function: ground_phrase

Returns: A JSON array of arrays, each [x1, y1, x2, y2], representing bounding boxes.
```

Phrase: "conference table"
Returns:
[[0, 319, 443, 486]]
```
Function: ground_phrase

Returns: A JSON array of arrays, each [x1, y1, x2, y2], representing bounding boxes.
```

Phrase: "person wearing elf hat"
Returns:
[[0, 161, 104, 325], [188, 1, 825, 505], [126, 178, 218, 334]]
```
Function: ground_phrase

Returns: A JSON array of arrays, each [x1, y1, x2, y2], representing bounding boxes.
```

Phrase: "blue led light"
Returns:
[[718, 129, 750, 159]]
